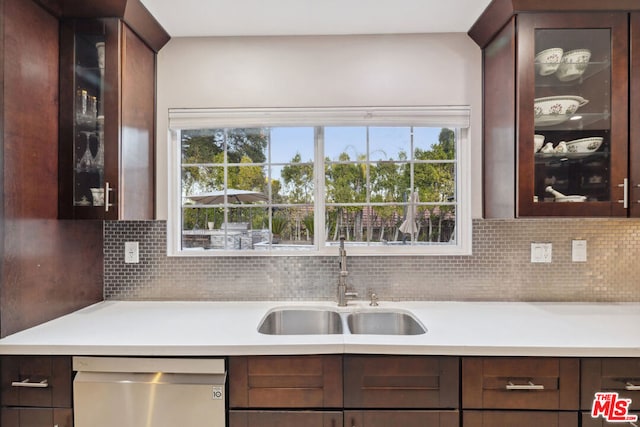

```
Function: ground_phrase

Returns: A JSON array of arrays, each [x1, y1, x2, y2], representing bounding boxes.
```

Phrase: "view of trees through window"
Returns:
[[180, 126, 457, 251]]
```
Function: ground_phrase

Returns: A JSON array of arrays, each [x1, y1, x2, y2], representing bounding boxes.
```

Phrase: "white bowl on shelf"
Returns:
[[556, 49, 592, 82], [555, 195, 587, 202], [535, 48, 564, 76], [534, 95, 589, 126], [565, 137, 604, 153], [534, 134, 545, 153]]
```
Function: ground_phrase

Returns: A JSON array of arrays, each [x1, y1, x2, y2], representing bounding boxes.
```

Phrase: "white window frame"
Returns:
[[167, 106, 472, 257]]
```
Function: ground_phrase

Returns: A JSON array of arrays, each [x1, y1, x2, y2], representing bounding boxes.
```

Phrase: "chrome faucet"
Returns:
[[337, 236, 358, 306]]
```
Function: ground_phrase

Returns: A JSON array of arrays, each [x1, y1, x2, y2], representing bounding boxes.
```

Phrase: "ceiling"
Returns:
[[139, 0, 492, 37]]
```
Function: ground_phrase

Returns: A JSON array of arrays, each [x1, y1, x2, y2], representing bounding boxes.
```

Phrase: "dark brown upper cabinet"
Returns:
[[59, 18, 157, 219], [470, 3, 640, 218]]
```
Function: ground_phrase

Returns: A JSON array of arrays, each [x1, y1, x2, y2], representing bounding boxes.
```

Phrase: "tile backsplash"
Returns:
[[104, 219, 640, 302]]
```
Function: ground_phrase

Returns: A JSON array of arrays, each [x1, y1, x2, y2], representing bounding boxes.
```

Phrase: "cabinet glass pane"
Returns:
[[533, 29, 611, 203], [73, 30, 105, 207]]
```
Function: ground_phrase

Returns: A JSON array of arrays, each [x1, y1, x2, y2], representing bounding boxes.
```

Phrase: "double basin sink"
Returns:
[[258, 307, 426, 336]]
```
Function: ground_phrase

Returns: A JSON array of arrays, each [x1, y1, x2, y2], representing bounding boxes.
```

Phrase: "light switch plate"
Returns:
[[124, 242, 139, 264], [572, 239, 587, 262], [531, 243, 552, 263]]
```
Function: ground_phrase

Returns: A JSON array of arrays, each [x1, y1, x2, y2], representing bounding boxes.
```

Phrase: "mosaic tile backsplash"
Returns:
[[104, 219, 640, 301]]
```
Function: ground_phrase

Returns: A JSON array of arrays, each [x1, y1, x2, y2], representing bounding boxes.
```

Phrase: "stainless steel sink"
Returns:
[[347, 311, 426, 335], [258, 309, 343, 335]]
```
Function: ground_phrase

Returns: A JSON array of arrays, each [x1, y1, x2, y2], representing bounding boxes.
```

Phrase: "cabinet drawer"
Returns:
[[1, 407, 73, 427], [229, 355, 342, 408], [229, 410, 342, 427], [344, 410, 459, 427], [462, 357, 579, 410], [582, 358, 640, 410], [581, 411, 639, 426], [1, 356, 72, 408], [344, 355, 459, 409], [463, 410, 577, 427]]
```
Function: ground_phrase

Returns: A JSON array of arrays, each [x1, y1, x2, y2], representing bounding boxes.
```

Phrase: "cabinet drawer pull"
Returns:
[[506, 381, 544, 390], [11, 378, 49, 388], [626, 382, 640, 391]]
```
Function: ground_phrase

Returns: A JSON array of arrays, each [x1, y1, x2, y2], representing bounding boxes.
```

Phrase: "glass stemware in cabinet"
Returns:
[[73, 33, 106, 209]]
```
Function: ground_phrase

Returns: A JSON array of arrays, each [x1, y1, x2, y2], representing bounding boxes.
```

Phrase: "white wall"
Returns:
[[156, 33, 482, 219]]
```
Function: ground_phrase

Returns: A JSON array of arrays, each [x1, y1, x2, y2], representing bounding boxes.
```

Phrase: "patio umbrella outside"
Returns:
[[399, 191, 419, 239], [187, 189, 268, 205], [186, 189, 268, 228]]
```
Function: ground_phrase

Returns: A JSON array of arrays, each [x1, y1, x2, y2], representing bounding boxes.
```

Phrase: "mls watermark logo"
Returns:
[[592, 392, 638, 424]]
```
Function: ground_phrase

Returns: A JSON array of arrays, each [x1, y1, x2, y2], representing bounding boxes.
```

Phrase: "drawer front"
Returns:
[[229, 410, 343, 427], [1, 356, 72, 408], [582, 358, 640, 410], [344, 356, 459, 409], [344, 410, 459, 427], [1, 407, 73, 427], [581, 411, 640, 426], [462, 357, 579, 410], [463, 410, 577, 427], [228, 355, 342, 408]]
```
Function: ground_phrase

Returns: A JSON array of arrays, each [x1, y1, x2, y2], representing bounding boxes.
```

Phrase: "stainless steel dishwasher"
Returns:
[[73, 356, 226, 427]]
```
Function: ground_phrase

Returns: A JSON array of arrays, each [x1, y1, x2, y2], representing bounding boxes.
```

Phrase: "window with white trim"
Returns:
[[167, 107, 471, 256]]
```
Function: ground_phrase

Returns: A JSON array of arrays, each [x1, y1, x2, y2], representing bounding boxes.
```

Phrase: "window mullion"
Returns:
[[315, 126, 325, 249]]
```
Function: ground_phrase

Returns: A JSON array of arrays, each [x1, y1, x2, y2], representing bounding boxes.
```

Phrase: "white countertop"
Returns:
[[0, 300, 639, 357]]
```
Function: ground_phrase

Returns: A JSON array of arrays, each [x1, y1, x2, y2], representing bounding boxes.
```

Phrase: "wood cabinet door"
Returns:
[[462, 357, 579, 410], [344, 356, 459, 409], [344, 410, 459, 427], [1, 356, 72, 408], [229, 355, 343, 408], [581, 411, 639, 426], [229, 410, 342, 427], [630, 13, 640, 217], [516, 13, 629, 217], [118, 22, 155, 220], [581, 358, 640, 410], [1, 407, 73, 427], [463, 410, 577, 427], [59, 18, 155, 220]]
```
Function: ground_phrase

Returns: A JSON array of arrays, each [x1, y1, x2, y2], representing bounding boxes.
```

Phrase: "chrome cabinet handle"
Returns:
[[11, 378, 48, 388], [618, 178, 629, 208], [506, 381, 544, 390], [105, 182, 114, 213], [626, 382, 640, 391]]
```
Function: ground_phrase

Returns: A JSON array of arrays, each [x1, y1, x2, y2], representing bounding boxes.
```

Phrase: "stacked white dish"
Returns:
[[534, 48, 592, 81], [534, 95, 589, 126]]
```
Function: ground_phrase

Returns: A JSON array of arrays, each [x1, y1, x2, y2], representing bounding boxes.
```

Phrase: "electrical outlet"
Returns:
[[572, 240, 587, 262], [531, 243, 552, 263], [124, 242, 139, 264]]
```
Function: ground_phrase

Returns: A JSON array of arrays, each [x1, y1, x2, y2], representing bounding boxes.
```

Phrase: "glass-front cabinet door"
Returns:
[[60, 19, 121, 220], [72, 22, 106, 211], [517, 13, 628, 216]]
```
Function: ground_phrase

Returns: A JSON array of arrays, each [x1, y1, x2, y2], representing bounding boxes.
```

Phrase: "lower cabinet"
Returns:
[[228, 355, 460, 427], [1, 407, 73, 427], [581, 358, 640, 427], [228, 355, 343, 408], [1, 355, 73, 427], [344, 355, 459, 409], [345, 410, 459, 427], [463, 410, 577, 427], [581, 358, 640, 410], [2, 353, 638, 427], [229, 410, 343, 427], [461, 357, 579, 427]]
